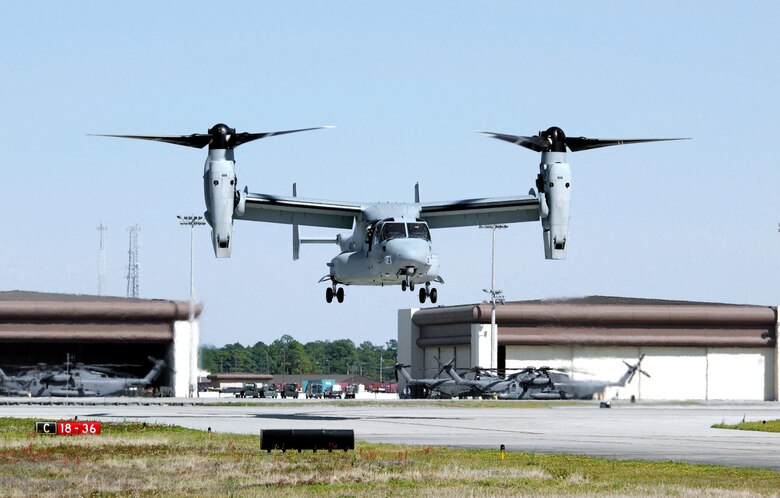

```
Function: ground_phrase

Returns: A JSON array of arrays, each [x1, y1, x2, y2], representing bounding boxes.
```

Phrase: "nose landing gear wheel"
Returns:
[[429, 287, 438, 304], [418, 287, 427, 304], [336, 287, 345, 303], [401, 280, 407, 292], [326, 287, 334, 303]]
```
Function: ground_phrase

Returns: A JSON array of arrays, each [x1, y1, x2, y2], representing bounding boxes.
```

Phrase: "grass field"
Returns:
[[1, 417, 779, 497], [713, 419, 780, 433]]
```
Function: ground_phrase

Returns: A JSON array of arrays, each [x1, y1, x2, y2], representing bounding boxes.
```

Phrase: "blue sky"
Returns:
[[1, 3, 779, 348]]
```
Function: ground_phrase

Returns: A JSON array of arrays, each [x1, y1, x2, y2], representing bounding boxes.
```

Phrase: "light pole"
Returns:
[[480, 224, 507, 371], [178, 215, 205, 398]]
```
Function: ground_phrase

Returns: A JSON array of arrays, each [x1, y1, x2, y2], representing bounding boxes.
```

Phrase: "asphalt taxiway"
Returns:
[[2, 398, 779, 470]]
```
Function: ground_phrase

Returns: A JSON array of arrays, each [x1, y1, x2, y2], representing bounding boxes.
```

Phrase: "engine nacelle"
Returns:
[[203, 149, 237, 258], [539, 152, 571, 260]]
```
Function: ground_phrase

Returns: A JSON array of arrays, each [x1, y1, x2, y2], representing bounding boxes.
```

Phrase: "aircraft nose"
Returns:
[[386, 239, 431, 268]]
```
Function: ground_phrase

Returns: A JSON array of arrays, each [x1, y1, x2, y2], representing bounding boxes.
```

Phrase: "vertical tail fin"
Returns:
[[615, 354, 649, 386], [443, 363, 466, 383], [140, 358, 166, 385], [395, 364, 414, 384]]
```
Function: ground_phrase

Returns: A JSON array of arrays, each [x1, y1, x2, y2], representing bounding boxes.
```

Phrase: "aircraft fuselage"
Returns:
[[328, 216, 440, 287]]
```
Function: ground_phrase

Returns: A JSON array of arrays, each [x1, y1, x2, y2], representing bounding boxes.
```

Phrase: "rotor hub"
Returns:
[[208, 123, 236, 149], [540, 126, 567, 152]]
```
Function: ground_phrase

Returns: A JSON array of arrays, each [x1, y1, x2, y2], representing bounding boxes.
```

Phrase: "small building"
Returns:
[[0, 291, 201, 397], [398, 297, 779, 401], [206, 372, 273, 390]]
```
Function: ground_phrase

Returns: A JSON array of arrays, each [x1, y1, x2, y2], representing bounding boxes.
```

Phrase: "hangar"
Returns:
[[0, 291, 200, 397], [398, 297, 779, 401]]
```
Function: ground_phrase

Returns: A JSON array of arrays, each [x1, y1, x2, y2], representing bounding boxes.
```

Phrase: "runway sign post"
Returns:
[[35, 421, 101, 436]]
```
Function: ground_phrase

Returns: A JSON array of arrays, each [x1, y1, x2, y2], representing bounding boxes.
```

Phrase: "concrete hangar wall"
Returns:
[[0, 291, 201, 397], [398, 297, 779, 401]]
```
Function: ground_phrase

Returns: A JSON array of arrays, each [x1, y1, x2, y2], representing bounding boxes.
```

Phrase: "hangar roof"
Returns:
[[413, 296, 777, 348], [0, 291, 200, 342]]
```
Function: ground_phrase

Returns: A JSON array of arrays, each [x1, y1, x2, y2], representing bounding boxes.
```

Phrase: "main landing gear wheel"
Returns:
[[418, 285, 438, 304], [326, 284, 344, 303]]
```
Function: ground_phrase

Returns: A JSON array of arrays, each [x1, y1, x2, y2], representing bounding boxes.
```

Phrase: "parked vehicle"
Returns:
[[281, 383, 299, 399], [233, 382, 260, 398], [324, 384, 343, 399], [261, 383, 278, 398], [306, 382, 324, 399], [344, 384, 358, 399]]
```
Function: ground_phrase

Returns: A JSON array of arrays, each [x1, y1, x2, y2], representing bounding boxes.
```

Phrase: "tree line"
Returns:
[[201, 335, 398, 381]]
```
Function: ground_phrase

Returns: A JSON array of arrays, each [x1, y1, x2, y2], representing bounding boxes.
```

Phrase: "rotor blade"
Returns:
[[233, 126, 333, 147], [479, 131, 549, 152], [89, 133, 213, 149], [564, 137, 689, 152]]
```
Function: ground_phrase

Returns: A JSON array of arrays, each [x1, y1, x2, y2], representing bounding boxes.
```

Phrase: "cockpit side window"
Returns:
[[379, 222, 406, 241], [407, 222, 431, 241]]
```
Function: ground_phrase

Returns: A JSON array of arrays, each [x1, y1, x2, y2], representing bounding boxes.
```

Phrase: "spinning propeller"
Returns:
[[480, 126, 688, 153], [91, 123, 331, 150]]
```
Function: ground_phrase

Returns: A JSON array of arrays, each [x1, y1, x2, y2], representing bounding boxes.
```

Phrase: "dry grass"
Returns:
[[0, 418, 778, 497]]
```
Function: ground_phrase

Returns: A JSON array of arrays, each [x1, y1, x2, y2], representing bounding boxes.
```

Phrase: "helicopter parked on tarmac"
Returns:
[[492, 355, 650, 400], [0, 357, 166, 397], [394, 361, 473, 399]]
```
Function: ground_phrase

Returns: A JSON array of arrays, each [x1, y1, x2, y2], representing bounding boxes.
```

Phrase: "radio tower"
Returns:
[[126, 224, 140, 298], [97, 222, 108, 296]]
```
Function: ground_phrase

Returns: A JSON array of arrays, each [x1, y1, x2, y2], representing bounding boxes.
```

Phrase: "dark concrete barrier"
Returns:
[[260, 429, 354, 453]]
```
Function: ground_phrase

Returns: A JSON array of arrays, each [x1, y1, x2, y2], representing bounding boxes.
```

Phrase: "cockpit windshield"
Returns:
[[377, 222, 431, 242], [407, 222, 431, 241], [379, 223, 406, 241]]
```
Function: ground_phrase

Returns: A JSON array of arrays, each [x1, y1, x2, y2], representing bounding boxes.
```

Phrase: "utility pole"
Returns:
[[178, 215, 205, 398], [480, 224, 507, 371], [97, 222, 107, 296], [126, 225, 140, 298]]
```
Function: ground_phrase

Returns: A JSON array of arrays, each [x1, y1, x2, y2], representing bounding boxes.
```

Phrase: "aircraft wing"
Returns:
[[419, 195, 540, 229], [238, 192, 362, 229]]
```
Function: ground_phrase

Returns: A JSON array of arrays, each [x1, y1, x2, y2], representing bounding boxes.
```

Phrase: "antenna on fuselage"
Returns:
[[293, 183, 300, 260], [414, 182, 420, 203]]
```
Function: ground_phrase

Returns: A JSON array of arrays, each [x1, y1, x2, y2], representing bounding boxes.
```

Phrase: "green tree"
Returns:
[[200, 335, 397, 380]]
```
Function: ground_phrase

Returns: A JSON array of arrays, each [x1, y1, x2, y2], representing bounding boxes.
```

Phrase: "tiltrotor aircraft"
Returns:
[[94, 124, 683, 303]]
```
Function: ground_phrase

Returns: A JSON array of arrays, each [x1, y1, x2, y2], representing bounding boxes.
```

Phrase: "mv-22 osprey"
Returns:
[[94, 125, 684, 303]]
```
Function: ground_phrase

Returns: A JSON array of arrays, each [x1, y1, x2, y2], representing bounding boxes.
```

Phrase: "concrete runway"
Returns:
[[2, 398, 780, 470]]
